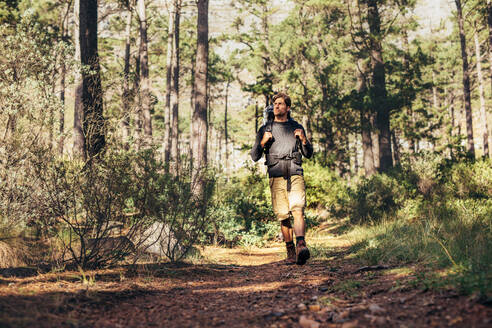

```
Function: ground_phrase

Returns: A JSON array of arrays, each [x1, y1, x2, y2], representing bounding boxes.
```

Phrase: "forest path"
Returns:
[[1, 234, 491, 327], [83, 234, 491, 328]]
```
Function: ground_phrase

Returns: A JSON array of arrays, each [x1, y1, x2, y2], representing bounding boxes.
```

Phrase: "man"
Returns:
[[250, 92, 313, 265]]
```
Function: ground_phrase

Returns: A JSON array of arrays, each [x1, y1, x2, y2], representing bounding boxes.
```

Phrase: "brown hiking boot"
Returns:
[[286, 243, 296, 264], [296, 240, 310, 265]]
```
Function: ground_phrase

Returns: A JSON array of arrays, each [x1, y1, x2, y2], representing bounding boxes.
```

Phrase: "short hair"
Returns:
[[273, 92, 291, 108]]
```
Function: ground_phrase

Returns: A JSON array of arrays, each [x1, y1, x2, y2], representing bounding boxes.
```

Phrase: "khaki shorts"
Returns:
[[269, 175, 306, 221]]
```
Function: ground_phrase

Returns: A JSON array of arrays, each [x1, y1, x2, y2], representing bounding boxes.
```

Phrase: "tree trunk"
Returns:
[[121, 4, 133, 146], [455, 0, 475, 157], [191, 0, 209, 189], [82, 0, 105, 158], [59, 59, 66, 154], [367, 0, 392, 172], [224, 78, 230, 174], [352, 135, 359, 175], [73, 0, 85, 158], [74, 0, 105, 158], [488, 0, 492, 110], [357, 59, 376, 177], [391, 129, 400, 166], [370, 115, 380, 170], [163, 1, 175, 164], [170, 0, 182, 170], [58, 1, 70, 155], [133, 54, 141, 148], [474, 30, 490, 158], [137, 0, 152, 145]]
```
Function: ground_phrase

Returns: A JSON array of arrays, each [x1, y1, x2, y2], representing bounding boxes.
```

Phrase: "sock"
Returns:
[[286, 241, 294, 247], [296, 236, 305, 243]]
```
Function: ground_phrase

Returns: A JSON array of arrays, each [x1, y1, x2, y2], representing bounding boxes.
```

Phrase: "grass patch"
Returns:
[[328, 279, 373, 298], [344, 198, 492, 296], [309, 244, 338, 260]]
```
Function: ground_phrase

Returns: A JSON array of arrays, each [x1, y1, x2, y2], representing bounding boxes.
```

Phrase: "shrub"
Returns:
[[445, 160, 492, 199], [207, 164, 276, 247], [346, 174, 405, 225], [5, 143, 213, 268], [303, 161, 350, 218], [346, 158, 492, 295]]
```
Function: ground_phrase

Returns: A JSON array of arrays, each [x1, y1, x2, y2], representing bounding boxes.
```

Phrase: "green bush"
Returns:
[[346, 158, 492, 295], [303, 161, 350, 217], [445, 160, 492, 199], [399, 151, 446, 198], [346, 174, 406, 225], [207, 164, 276, 247]]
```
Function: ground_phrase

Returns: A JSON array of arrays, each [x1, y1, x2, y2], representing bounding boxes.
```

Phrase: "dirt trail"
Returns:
[[1, 241, 491, 327]]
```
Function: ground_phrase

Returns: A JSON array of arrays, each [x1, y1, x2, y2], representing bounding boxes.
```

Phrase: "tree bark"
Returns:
[[59, 1, 70, 155], [357, 59, 376, 177], [82, 0, 105, 158], [367, 0, 392, 172], [73, 0, 105, 158], [137, 0, 152, 145], [191, 0, 209, 188], [353, 135, 359, 174], [391, 129, 400, 166], [163, 1, 175, 164], [73, 0, 85, 158], [121, 3, 133, 146], [488, 0, 492, 108], [474, 30, 490, 158], [455, 0, 475, 157], [133, 54, 141, 148], [170, 0, 182, 169], [224, 78, 230, 174]]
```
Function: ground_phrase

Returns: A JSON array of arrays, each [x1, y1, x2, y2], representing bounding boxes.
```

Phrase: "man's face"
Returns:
[[273, 97, 290, 117]]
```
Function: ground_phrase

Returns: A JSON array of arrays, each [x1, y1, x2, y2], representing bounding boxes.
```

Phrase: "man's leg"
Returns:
[[270, 177, 295, 263], [281, 218, 296, 264], [288, 176, 310, 265], [280, 218, 293, 242], [291, 210, 305, 238]]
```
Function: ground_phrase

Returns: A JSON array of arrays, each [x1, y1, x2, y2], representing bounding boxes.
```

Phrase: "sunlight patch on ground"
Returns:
[[192, 280, 287, 294], [308, 234, 352, 248], [201, 245, 285, 266], [384, 267, 414, 277]]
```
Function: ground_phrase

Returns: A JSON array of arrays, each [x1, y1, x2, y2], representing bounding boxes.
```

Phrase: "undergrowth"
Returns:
[[342, 155, 492, 296]]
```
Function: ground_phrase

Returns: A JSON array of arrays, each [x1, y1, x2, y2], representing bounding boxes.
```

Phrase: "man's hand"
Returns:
[[294, 129, 307, 145], [261, 131, 273, 148]]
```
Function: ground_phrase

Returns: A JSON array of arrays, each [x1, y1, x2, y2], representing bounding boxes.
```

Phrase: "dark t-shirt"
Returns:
[[250, 119, 313, 177]]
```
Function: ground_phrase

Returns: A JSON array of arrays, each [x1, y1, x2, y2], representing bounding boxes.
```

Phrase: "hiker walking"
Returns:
[[250, 92, 313, 265]]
